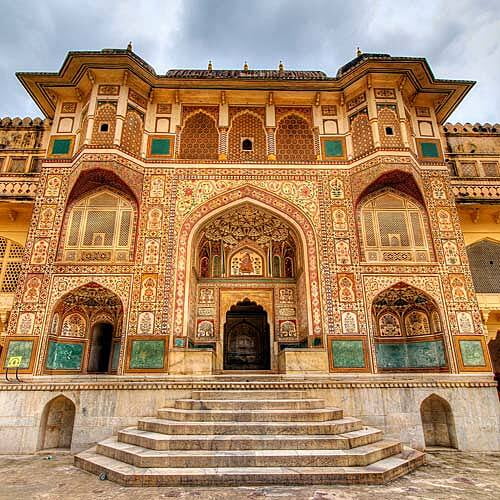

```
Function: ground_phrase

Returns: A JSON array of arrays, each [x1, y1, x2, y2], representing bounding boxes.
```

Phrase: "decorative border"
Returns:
[[0, 378, 495, 392], [453, 335, 492, 372]]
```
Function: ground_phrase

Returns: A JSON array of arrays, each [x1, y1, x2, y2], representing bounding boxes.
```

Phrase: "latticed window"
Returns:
[[360, 192, 430, 262], [64, 190, 134, 262], [7, 157, 27, 173], [0, 237, 24, 293], [482, 162, 499, 177]]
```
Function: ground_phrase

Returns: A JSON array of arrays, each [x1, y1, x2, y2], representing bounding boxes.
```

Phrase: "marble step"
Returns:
[[75, 447, 425, 486], [117, 427, 384, 451], [190, 390, 307, 400], [157, 407, 343, 422], [175, 398, 326, 411], [138, 416, 363, 435], [96, 437, 402, 468]]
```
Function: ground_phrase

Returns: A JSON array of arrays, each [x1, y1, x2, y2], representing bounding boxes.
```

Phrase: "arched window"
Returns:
[[360, 191, 430, 262], [0, 237, 24, 293], [64, 190, 134, 262]]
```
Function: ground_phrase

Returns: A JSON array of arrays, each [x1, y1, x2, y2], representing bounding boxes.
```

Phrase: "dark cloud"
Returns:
[[0, 0, 498, 122]]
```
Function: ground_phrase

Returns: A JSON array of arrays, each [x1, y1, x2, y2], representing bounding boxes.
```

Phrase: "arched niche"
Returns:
[[181, 195, 317, 368], [420, 394, 457, 449], [372, 282, 448, 372], [60, 168, 139, 264], [357, 187, 432, 263], [466, 239, 500, 293], [38, 395, 76, 451], [275, 113, 316, 162], [193, 203, 300, 280], [179, 110, 219, 160], [46, 283, 123, 374]]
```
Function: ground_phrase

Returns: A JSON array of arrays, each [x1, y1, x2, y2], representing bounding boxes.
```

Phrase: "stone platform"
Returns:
[[74, 389, 425, 486]]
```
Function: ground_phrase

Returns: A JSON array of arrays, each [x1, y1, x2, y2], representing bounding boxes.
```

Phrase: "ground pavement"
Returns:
[[0, 451, 498, 500]]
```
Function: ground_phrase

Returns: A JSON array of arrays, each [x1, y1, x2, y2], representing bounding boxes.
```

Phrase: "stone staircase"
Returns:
[[75, 389, 425, 486]]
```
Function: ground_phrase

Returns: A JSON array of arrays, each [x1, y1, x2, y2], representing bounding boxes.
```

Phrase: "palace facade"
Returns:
[[0, 48, 499, 467]]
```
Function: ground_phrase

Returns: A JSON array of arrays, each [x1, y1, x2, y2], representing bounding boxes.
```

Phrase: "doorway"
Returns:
[[88, 322, 113, 373], [223, 299, 270, 370]]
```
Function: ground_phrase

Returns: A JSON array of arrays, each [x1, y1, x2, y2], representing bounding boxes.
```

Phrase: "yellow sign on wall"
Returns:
[[7, 356, 22, 368]]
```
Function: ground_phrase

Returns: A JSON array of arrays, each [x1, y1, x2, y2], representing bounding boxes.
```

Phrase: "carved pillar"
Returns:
[[266, 128, 276, 161], [84, 83, 98, 145], [114, 85, 128, 145], [218, 128, 228, 160], [367, 87, 381, 148]]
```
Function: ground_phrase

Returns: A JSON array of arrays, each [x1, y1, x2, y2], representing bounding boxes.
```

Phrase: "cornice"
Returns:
[[0, 378, 495, 392]]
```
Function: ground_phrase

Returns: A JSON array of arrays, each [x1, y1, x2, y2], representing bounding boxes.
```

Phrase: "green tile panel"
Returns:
[[5, 340, 34, 369], [376, 339, 446, 369], [130, 339, 165, 369], [459, 340, 486, 366], [331, 339, 365, 368], [46, 341, 84, 370]]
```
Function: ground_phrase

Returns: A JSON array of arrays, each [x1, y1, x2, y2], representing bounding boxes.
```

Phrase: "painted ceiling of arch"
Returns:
[[61, 283, 122, 308], [202, 204, 294, 246], [373, 283, 433, 309]]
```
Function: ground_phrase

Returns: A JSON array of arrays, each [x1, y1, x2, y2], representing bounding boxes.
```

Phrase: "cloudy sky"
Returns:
[[0, 0, 498, 123]]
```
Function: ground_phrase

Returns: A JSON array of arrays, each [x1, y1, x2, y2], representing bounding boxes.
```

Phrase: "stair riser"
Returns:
[[117, 431, 383, 451], [157, 409, 343, 422], [138, 419, 363, 435], [96, 443, 403, 468], [74, 453, 425, 487], [191, 391, 307, 400], [175, 400, 325, 410]]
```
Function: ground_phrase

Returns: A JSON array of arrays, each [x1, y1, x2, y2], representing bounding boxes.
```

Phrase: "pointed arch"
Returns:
[[228, 110, 267, 162], [38, 395, 76, 451], [466, 238, 500, 293], [172, 184, 323, 341], [372, 282, 448, 372], [420, 394, 457, 448], [0, 236, 24, 294], [46, 282, 124, 374], [60, 169, 139, 263], [179, 110, 219, 159], [355, 169, 425, 206], [121, 107, 144, 155], [276, 113, 316, 162], [357, 182, 433, 263], [91, 101, 117, 146]]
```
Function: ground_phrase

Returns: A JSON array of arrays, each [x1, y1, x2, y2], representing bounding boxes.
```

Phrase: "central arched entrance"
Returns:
[[223, 299, 270, 370]]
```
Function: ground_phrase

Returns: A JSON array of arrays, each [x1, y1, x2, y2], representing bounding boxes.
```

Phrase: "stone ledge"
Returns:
[[0, 379, 496, 391]]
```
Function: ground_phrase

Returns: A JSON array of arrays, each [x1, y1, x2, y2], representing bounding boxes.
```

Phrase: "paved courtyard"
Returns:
[[0, 450, 499, 499]]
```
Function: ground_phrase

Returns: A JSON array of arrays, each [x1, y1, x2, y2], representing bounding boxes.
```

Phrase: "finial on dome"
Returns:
[[356, 46, 362, 57], [208, 60, 213, 72], [127, 41, 133, 52], [243, 61, 249, 71], [278, 60, 284, 74]]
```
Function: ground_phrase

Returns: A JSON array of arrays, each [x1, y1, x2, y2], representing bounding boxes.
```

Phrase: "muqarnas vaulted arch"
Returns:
[[372, 282, 448, 372]]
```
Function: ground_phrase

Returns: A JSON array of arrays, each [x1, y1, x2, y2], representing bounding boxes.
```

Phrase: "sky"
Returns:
[[0, 0, 499, 123]]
